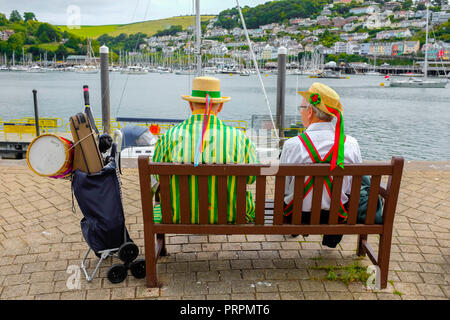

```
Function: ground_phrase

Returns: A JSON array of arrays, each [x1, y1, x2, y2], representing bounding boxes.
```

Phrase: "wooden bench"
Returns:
[[138, 156, 404, 289]]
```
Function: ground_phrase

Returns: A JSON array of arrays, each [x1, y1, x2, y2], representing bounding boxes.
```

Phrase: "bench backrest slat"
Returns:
[[217, 176, 228, 224], [179, 175, 191, 224], [255, 176, 266, 225], [159, 175, 173, 224], [198, 175, 210, 224], [273, 176, 286, 225], [347, 175, 363, 225], [365, 175, 382, 224], [292, 176, 305, 224], [311, 176, 325, 225], [236, 176, 247, 224], [328, 175, 344, 224]]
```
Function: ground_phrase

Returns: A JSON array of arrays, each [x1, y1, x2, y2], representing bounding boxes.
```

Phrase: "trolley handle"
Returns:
[[83, 85, 90, 106], [82, 85, 99, 135]]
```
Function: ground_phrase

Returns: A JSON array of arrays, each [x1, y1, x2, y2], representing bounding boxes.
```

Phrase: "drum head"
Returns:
[[28, 135, 68, 176]]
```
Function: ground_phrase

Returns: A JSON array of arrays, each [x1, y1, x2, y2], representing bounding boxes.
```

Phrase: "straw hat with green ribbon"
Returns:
[[298, 82, 345, 171], [182, 76, 231, 104]]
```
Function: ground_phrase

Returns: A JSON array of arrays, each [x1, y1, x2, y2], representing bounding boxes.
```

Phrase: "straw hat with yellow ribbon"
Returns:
[[182, 76, 231, 104], [298, 82, 345, 171]]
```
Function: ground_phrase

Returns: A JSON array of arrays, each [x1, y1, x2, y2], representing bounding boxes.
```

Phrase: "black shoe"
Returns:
[[322, 235, 343, 248]]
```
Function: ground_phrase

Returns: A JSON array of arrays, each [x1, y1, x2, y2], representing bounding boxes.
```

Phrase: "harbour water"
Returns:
[[0, 71, 449, 161]]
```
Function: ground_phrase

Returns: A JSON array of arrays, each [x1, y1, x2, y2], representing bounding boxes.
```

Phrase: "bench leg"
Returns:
[[357, 234, 367, 256], [157, 233, 168, 256], [377, 234, 392, 290], [144, 230, 158, 288]]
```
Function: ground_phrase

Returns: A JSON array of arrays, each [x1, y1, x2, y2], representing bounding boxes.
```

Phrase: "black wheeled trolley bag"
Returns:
[[72, 143, 146, 284], [70, 85, 145, 284]]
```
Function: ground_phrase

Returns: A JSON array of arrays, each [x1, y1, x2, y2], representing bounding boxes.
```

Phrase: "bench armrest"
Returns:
[[379, 184, 388, 199]]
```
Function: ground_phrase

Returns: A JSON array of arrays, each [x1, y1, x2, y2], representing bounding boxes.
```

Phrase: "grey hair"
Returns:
[[309, 104, 333, 122]]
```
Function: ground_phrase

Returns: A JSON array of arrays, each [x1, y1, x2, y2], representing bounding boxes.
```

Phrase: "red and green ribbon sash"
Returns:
[[324, 105, 345, 171], [283, 132, 348, 221], [194, 94, 213, 167]]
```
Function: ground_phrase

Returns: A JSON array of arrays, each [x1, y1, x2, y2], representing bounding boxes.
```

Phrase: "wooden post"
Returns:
[[276, 47, 287, 148], [32, 89, 40, 136], [100, 45, 111, 134]]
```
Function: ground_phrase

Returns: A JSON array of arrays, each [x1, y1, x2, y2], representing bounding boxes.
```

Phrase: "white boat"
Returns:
[[365, 54, 380, 76], [219, 66, 240, 74], [203, 67, 218, 74], [174, 69, 195, 75], [27, 65, 47, 73], [121, 146, 155, 159], [121, 66, 148, 74], [157, 67, 171, 74], [315, 68, 345, 79], [75, 65, 99, 74], [390, 4, 447, 89], [239, 69, 250, 76], [396, 73, 423, 77], [365, 71, 381, 76], [9, 66, 27, 72], [389, 78, 448, 88]]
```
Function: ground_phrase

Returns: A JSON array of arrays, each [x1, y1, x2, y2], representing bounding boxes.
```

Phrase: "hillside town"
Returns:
[[140, 0, 449, 69], [0, 0, 449, 74]]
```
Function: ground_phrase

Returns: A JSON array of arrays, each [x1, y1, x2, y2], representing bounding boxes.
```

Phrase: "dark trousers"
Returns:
[[283, 207, 344, 248]]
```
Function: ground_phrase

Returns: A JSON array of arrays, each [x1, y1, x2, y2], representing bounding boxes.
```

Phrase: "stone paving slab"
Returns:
[[0, 161, 449, 300]]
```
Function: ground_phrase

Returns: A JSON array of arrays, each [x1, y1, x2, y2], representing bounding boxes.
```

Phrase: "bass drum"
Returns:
[[26, 134, 74, 178]]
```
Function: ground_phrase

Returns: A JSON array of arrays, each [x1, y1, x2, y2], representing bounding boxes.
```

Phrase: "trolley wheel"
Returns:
[[118, 242, 139, 263], [129, 258, 146, 279], [107, 264, 128, 284]]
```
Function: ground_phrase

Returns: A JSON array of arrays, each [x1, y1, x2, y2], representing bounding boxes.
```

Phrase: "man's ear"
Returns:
[[189, 102, 194, 112], [307, 106, 313, 120], [217, 103, 224, 113]]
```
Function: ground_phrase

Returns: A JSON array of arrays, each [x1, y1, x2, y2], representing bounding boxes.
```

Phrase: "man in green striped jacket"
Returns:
[[152, 76, 258, 224]]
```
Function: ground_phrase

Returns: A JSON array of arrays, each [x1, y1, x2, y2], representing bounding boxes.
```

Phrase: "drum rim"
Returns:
[[26, 133, 73, 177]]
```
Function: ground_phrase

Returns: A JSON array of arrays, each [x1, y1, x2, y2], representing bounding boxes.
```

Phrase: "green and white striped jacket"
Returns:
[[152, 114, 258, 224]]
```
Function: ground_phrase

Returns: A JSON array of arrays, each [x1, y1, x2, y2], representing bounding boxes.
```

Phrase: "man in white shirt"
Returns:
[[280, 82, 362, 247]]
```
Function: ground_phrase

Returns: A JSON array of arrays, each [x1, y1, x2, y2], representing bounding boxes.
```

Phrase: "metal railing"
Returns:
[[0, 117, 250, 139]]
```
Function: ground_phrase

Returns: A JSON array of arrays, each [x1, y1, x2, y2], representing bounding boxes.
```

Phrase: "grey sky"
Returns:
[[0, 0, 270, 25]]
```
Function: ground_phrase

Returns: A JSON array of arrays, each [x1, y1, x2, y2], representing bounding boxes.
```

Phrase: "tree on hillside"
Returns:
[[65, 36, 81, 50], [7, 32, 25, 50], [402, 0, 413, 10], [36, 23, 62, 43], [335, 5, 350, 15], [9, 10, 22, 22], [55, 44, 68, 60], [417, 3, 426, 11], [214, 0, 327, 30], [23, 12, 37, 22], [154, 25, 183, 37], [0, 13, 8, 26]]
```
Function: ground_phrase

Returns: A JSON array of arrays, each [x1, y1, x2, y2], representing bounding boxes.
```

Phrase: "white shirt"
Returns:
[[280, 122, 362, 212]]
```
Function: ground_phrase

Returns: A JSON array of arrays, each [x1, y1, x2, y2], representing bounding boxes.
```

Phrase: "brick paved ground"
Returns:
[[0, 160, 449, 300]]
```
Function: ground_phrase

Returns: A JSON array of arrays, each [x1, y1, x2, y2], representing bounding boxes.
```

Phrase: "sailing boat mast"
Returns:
[[424, 2, 429, 80], [195, 0, 202, 76]]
